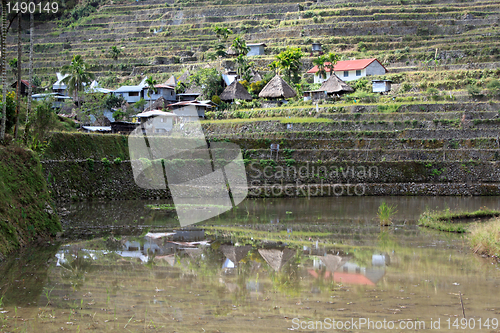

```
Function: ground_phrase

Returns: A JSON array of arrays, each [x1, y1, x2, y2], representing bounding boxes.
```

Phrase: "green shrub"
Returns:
[[113, 157, 122, 165]]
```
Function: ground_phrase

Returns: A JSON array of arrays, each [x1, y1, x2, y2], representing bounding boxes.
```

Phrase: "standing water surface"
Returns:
[[0, 196, 499, 332]]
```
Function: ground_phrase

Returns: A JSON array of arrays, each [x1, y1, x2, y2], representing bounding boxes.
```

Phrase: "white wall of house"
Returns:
[[372, 81, 391, 93], [247, 45, 265, 56], [114, 91, 142, 103], [365, 61, 386, 76], [172, 105, 207, 121], [313, 61, 386, 83], [141, 116, 173, 133], [145, 87, 176, 102]]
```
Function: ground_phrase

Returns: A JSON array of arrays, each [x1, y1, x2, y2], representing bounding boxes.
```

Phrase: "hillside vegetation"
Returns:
[[5, 0, 500, 94]]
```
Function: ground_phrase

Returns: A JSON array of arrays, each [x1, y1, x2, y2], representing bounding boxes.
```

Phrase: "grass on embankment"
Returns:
[[418, 208, 500, 233], [0, 145, 61, 259], [469, 219, 500, 260]]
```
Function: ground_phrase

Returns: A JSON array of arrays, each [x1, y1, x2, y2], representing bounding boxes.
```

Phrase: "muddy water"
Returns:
[[0, 197, 500, 333]]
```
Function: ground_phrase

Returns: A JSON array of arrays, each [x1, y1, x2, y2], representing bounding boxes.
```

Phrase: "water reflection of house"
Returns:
[[116, 231, 208, 263], [258, 248, 295, 272], [220, 245, 252, 270], [308, 254, 388, 286]]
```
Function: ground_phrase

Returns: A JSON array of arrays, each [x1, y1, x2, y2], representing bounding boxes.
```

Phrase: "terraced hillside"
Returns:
[[196, 101, 500, 196], [5, 0, 500, 92]]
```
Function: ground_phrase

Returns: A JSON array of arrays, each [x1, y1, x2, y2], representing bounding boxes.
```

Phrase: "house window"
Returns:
[[356, 70, 361, 76], [343, 71, 349, 77], [129, 91, 139, 97]]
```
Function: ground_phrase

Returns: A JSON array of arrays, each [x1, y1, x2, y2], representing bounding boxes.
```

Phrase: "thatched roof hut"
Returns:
[[177, 71, 191, 85], [219, 81, 253, 102], [258, 248, 295, 272], [165, 75, 177, 87], [144, 96, 169, 112], [258, 75, 296, 99], [250, 70, 262, 83], [319, 74, 354, 94], [220, 245, 252, 264]]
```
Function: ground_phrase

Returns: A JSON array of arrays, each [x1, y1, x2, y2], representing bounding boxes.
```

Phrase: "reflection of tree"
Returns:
[[377, 230, 399, 253], [60, 251, 95, 291]]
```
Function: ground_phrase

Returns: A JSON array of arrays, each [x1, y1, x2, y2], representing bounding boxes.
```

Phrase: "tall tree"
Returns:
[[24, 7, 34, 143], [275, 47, 303, 84], [324, 52, 340, 76], [231, 36, 249, 56], [145, 76, 157, 110], [312, 55, 327, 80], [14, 6, 21, 138], [212, 25, 232, 43], [61, 55, 95, 108], [1, 0, 7, 141]]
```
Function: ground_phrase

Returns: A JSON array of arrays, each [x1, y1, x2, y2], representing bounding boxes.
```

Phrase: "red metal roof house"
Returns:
[[306, 58, 387, 83]]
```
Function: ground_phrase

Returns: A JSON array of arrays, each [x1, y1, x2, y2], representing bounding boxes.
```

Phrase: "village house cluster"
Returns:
[[26, 50, 390, 134]]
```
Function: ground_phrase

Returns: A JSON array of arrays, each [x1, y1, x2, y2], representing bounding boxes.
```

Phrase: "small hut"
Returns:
[[165, 75, 177, 87], [258, 75, 297, 102], [258, 248, 295, 272], [319, 73, 354, 98], [219, 80, 253, 102]]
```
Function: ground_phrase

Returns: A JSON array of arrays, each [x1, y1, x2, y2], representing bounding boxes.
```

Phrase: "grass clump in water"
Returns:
[[469, 219, 500, 260], [377, 202, 397, 226], [418, 208, 500, 233]]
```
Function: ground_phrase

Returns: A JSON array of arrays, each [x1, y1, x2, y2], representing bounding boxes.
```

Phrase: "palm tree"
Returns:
[[145, 77, 158, 110], [0, 0, 7, 141], [212, 26, 232, 43], [324, 52, 340, 77], [231, 37, 249, 56], [312, 55, 327, 81], [62, 55, 95, 108]]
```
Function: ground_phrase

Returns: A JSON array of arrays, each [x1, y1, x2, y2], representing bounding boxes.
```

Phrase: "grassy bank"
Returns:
[[0, 145, 61, 259], [418, 208, 500, 233], [469, 219, 500, 260]]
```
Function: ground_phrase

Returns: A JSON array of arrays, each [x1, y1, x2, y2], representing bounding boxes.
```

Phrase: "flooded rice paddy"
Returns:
[[1, 197, 500, 332]]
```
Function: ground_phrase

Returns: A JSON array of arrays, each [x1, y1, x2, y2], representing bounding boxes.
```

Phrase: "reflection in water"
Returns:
[[0, 197, 499, 332]]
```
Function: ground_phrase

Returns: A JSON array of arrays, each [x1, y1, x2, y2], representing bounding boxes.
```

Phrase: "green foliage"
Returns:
[[212, 25, 233, 42], [0, 91, 17, 134], [351, 77, 371, 93], [61, 55, 95, 104], [419, 208, 500, 233], [486, 79, 500, 97], [377, 202, 397, 226], [467, 84, 483, 98], [231, 36, 250, 56], [275, 47, 304, 84], [342, 91, 379, 103], [190, 68, 225, 99], [27, 100, 58, 149], [211, 95, 221, 105], [426, 87, 440, 100], [113, 157, 122, 164], [108, 46, 122, 60]]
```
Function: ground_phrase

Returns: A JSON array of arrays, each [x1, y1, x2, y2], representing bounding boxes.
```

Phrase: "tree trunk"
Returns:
[[0, 0, 7, 141], [24, 9, 33, 142], [14, 5, 21, 138]]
